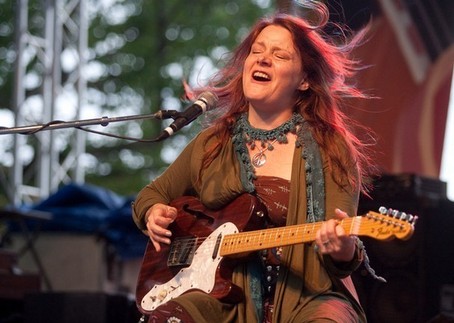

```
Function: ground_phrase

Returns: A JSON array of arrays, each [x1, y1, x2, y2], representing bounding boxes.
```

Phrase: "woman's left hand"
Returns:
[[315, 208, 357, 262]]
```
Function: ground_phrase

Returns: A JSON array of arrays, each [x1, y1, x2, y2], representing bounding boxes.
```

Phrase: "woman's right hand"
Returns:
[[145, 203, 178, 252]]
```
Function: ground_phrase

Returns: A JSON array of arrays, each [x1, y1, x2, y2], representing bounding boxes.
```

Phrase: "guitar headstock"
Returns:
[[361, 207, 418, 241]]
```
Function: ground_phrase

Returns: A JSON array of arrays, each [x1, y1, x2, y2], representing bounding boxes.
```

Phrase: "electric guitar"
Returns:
[[135, 194, 417, 314]]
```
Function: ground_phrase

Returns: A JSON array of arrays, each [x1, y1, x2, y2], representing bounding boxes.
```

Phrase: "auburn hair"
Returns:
[[192, 6, 375, 193]]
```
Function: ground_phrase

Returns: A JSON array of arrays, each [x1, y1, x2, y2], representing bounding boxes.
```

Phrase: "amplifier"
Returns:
[[367, 173, 447, 201]]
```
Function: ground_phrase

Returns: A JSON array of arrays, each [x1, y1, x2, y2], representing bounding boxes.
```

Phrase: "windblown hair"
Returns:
[[194, 3, 375, 193]]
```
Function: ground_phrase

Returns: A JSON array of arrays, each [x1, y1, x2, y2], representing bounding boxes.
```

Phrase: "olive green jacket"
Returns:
[[132, 127, 366, 322]]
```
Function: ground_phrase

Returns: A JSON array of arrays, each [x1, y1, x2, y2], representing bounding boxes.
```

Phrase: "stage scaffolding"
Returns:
[[9, 0, 88, 205]]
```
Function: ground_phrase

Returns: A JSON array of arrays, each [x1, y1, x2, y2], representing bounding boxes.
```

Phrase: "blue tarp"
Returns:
[[15, 183, 148, 259]]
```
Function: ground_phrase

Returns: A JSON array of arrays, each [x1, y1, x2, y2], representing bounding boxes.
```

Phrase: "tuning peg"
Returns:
[[410, 214, 419, 225], [378, 206, 396, 216], [378, 206, 418, 225], [399, 212, 412, 222]]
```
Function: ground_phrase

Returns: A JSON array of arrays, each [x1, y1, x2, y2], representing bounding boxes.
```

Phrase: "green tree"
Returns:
[[85, 0, 275, 195]]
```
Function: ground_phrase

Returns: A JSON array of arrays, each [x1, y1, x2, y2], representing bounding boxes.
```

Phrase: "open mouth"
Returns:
[[252, 71, 271, 82]]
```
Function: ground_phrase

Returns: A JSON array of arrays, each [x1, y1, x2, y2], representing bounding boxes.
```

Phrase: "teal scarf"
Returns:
[[231, 112, 325, 223]]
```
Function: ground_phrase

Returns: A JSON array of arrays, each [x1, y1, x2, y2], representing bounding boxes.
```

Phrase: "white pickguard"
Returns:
[[141, 222, 239, 311]]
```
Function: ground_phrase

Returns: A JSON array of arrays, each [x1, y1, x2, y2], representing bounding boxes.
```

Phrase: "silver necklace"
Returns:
[[251, 138, 278, 168], [236, 113, 302, 168]]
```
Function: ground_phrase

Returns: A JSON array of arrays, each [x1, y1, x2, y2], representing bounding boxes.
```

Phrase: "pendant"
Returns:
[[252, 151, 267, 167]]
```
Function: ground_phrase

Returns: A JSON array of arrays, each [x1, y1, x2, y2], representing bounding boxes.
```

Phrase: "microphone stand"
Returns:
[[0, 110, 179, 136]]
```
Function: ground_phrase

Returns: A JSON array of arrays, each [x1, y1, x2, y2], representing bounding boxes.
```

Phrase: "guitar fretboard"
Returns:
[[219, 217, 361, 256]]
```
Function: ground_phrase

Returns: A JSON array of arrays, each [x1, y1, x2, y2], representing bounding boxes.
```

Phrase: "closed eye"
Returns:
[[274, 51, 291, 60], [251, 43, 264, 55]]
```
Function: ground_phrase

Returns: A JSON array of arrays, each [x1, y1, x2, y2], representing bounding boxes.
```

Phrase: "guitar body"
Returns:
[[135, 194, 267, 314]]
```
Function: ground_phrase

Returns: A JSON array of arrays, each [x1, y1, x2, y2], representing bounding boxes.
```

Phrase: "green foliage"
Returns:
[[85, 0, 275, 195]]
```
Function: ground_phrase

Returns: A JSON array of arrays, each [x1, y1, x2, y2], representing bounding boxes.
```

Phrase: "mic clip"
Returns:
[[154, 110, 180, 120]]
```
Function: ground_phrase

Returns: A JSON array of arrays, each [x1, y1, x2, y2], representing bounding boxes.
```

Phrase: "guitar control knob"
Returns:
[[157, 290, 168, 301]]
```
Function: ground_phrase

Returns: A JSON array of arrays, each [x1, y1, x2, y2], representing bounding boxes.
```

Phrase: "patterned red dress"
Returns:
[[254, 176, 290, 323]]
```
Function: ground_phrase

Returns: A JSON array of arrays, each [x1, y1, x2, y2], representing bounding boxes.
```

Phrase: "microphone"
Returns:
[[157, 91, 218, 141]]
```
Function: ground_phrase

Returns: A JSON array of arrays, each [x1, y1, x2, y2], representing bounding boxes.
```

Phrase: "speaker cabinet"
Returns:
[[354, 196, 454, 323]]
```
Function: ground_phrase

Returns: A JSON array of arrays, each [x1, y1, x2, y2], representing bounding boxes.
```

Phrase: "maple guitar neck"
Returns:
[[220, 211, 415, 256]]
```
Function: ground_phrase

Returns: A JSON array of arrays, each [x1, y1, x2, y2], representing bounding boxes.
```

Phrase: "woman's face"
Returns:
[[242, 25, 308, 115]]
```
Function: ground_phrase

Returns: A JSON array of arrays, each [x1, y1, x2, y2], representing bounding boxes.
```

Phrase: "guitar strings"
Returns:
[[169, 217, 413, 259]]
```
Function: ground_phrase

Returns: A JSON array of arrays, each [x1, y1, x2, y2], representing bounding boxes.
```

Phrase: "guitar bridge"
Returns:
[[167, 236, 198, 267]]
